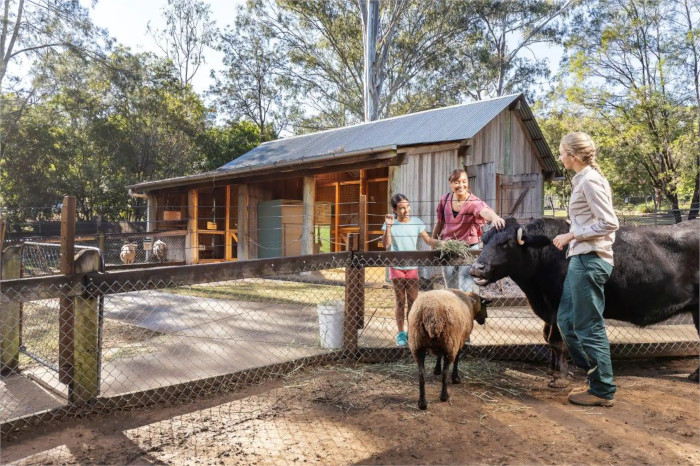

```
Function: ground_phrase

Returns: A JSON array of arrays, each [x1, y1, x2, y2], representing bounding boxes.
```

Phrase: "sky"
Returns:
[[87, 0, 245, 95], [86, 0, 563, 98]]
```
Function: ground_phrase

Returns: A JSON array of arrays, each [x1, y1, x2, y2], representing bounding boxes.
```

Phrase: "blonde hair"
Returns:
[[560, 132, 601, 173]]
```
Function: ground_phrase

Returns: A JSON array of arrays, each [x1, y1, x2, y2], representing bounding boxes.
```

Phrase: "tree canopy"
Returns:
[[0, 0, 698, 222]]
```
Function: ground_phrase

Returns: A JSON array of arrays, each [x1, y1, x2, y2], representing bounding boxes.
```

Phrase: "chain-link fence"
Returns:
[[1, 248, 697, 437]]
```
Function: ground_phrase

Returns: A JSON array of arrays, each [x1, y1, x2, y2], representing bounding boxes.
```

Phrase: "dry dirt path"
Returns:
[[2, 357, 698, 465]]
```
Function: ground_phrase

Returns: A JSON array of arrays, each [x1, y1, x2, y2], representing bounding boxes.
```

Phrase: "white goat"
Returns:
[[408, 289, 490, 410], [119, 242, 138, 265], [152, 239, 167, 263]]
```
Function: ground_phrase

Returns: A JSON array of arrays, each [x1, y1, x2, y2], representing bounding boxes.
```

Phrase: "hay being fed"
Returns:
[[436, 239, 477, 264]]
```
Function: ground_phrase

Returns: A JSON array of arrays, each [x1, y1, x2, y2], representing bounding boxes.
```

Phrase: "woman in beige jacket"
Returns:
[[552, 132, 619, 407]]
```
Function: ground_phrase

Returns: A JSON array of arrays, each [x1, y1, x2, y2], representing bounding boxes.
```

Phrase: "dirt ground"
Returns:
[[2, 356, 699, 465]]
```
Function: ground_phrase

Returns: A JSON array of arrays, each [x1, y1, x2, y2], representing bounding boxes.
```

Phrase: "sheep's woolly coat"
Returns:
[[152, 239, 167, 262], [120, 243, 137, 265], [408, 289, 480, 362]]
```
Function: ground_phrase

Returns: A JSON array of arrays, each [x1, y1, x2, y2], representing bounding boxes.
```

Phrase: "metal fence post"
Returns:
[[0, 245, 22, 375], [71, 249, 102, 404]]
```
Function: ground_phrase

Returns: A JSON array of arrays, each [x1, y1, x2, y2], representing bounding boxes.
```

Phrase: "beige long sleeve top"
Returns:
[[567, 166, 619, 265]]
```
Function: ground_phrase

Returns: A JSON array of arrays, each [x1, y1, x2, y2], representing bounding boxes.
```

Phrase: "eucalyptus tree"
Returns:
[[1, 48, 208, 221], [674, 0, 700, 219], [564, 0, 699, 222], [246, 0, 460, 130], [0, 0, 107, 160], [440, 0, 576, 101], [209, 6, 295, 139], [148, 0, 217, 90]]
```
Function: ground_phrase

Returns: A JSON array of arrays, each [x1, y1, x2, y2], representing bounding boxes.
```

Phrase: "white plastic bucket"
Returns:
[[317, 301, 344, 349]]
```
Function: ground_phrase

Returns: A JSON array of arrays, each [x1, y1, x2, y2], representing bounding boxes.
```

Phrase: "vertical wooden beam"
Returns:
[[96, 214, 105, 257], [0, 245, 21, 375], [343, 237, 364, 354], [388, 165, 401, 201], [357, 194, 367, 329], [58, 196, 76, 385], [360, 169, 366, 195], [504, 110, 512, 176], [495, 174, 502, 216], [147, 194, 157, 232], [302, 176, 315, 256], [146, 194, 157, 262], [359, 194, 367, 252], [225, 185, 232, 260], [237, 184, 249, 260], [60, 196, 76, 276], [334, 182, 340, 252], [187, 189, 199, 264], [71, 249, 101, 404], [0, 218, 5, 253]]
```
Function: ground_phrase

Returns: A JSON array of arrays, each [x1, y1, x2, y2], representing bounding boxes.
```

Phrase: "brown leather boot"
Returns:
[[568, 390, 614, 407]]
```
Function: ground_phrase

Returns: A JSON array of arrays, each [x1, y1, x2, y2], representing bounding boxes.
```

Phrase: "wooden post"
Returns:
[[1, 218, 6, 252], [333, 182, 340, 252], [388, 165, 401, 203], [237, 185, 249, 260], [344, 235, 365, 355], [146, 194, 157, 262], [59, 195, 76, 385], [225, 185, 232, 260], [187, 189, 199, 264], [70, 249, 102, 404], [0, 245, 22, 375], [359, 194, 367, 252], [302, 176, 315, 256], [96, 214, 105, 256]]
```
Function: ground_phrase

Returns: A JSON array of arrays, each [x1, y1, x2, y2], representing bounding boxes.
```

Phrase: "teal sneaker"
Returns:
[[396, 331, 408, 347]]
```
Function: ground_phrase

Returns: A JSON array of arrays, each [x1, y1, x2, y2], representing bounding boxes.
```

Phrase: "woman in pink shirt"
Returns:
[[432, 169, 505, 292]]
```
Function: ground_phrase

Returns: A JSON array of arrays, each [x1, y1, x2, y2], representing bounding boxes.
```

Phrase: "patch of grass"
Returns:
[[173, 279, 396, 309], [17, 301, 164, 368]]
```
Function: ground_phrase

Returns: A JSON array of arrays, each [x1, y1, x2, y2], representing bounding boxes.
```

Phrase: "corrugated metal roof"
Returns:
[[129, 93, 560, 192], [220, 94, 525, 172]]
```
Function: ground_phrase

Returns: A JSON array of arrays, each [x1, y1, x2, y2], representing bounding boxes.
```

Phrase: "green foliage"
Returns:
[[1, 48, 209, 221], [542, 0, 699, 220], [210, 5, 296, 137], [197, 121, 262, 170], [148, 0, 217, 89]]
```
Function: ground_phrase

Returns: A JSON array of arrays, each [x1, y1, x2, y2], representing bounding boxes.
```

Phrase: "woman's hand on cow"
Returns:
[[384, 213, 395, 226], [491, 215, 506, 230], [553, 232, 575, 250]]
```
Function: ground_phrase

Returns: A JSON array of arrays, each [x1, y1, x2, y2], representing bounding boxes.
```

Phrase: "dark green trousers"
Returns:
[[557, 253, 616, 399]]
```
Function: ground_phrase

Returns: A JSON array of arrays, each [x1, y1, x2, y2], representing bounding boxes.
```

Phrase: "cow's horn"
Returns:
[[517, 228, 525, 245]]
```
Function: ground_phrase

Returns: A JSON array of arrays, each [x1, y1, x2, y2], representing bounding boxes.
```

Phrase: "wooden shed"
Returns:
[[128, 93, 561, 264]]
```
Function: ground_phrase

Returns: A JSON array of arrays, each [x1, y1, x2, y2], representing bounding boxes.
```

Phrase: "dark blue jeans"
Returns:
[[557, 253, 616, 399]]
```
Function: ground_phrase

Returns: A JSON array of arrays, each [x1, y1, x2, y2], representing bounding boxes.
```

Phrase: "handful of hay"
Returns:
[[436, 239, 477, 264]]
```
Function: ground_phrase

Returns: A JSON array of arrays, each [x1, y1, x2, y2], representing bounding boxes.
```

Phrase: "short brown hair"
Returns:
[[448, 169, 467, 183]]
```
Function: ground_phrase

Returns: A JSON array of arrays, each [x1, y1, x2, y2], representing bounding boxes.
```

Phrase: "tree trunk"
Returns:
[[688, 155, 699, 220], [667, 192, 682, 224]]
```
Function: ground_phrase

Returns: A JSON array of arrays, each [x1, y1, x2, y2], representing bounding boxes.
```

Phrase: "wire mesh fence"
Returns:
[[1, 249, 697, 438]]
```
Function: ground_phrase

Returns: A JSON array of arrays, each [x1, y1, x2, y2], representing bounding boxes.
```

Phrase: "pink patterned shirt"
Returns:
[[436, 193, 488, 245]]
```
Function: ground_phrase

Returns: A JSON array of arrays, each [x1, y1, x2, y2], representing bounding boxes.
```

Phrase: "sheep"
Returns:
[[152, 239, 167, 263], [119, 242, 138, 265], [408, 289, 490, 410]]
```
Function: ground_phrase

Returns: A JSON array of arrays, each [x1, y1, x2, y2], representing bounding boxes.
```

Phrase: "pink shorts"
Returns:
[[389, 268, 419, 280]]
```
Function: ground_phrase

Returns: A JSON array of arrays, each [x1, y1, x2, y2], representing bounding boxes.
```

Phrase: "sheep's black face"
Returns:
[[476, 297, 491, 325]]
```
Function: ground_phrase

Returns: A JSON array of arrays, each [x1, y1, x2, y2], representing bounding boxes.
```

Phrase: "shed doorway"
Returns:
[[314, 168, 388, 252]]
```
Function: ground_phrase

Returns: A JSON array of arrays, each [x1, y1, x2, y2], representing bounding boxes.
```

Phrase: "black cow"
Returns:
[[469, 217, 700, 384]]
